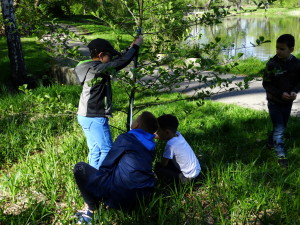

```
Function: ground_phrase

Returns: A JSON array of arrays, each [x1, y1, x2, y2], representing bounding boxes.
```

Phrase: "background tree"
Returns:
[[89, 0, 252, 131], [0, 0, 272, 130], [1, 0, 26, 87], [228, 0, 243, 10], [205, 0, 213, 10]]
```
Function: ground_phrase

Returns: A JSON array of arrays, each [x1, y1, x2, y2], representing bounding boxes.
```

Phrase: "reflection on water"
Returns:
[[191, 16, 300, 61]]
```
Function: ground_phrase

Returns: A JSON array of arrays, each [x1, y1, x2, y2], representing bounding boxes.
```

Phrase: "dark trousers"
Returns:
[[74, 162, 102, 210], [155, 161, 191, 184], [268, 101, 292, 157], [74, 162, 154, 211]]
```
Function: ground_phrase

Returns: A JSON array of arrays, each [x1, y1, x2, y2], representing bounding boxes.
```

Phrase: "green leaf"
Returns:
[[237, 53, 244, 58], [215, 37, 221, 43]]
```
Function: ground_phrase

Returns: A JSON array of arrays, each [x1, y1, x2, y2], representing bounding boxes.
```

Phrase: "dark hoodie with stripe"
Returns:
[[263, 54, 300, 105], [75, 45, 139, 117]]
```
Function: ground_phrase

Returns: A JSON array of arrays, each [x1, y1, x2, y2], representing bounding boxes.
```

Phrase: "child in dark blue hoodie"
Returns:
[[74, 111, 158, 224]]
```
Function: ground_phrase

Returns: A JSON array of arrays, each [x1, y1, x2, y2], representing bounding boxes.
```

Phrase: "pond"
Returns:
[[190, 15, 300, 61]]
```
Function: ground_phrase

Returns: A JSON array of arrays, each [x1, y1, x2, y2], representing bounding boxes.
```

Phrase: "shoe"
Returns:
[[75, 209, 93, 224], [278, 157, 288, 168], [266, 133, 274, 149]]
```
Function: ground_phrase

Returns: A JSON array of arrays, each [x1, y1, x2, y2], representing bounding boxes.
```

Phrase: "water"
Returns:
[[190, 16, 300, 61]]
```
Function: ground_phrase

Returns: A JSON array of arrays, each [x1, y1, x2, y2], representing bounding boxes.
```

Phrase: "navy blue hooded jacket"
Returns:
[[75, 129, 156, 210]]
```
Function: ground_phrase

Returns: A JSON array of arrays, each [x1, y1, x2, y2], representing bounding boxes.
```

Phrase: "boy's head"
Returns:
[[87, 38, 120, 62], [131, 111, 158, 134], [276, 34, 295, 60], [156, 114, 179, 140]]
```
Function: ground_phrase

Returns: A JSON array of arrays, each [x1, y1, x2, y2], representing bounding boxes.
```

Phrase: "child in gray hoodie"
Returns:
[[76, 36, 143, 169]]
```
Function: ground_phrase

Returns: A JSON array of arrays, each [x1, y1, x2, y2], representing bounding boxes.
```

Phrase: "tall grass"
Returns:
[[0, 37, 51, 87], [0, 83, 299, 224], [229, 57, 266, 76]]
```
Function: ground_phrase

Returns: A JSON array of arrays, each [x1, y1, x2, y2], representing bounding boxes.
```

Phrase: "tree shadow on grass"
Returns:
[[182, 111, 300, 167], [0, 201, 54, 225]]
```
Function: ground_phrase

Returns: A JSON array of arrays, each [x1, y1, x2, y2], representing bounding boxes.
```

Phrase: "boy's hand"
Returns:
[[282, 92, 291, 100], [290, 92, 297, 100], [154, 133, 160, 139], [132, 35, 143, 46]]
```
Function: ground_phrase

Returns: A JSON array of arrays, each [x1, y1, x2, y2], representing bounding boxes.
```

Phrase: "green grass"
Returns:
[[230, 57, 267, 76], [0, 37, 52, 87], [228, 52, 300, 76], [0, 83, 299, 224], [1, 12, 300, 224], [230, 7, 300, 17]]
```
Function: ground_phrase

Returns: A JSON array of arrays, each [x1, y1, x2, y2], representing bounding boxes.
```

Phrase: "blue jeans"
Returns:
[[78, 115, 113, 169], [268, 101, 292, 158]]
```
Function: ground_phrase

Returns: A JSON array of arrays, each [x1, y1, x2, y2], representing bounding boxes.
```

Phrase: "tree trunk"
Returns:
[[1, 0, 27, 87], [205, 0, 213, 10], [34, 0, 41, 8], [13, 0, 20, 10], [236, 0, 242, 10], [126, 0, 143, 131]]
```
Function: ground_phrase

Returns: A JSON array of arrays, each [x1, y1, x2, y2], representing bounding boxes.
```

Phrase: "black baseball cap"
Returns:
[[87, 38, 120, 56]]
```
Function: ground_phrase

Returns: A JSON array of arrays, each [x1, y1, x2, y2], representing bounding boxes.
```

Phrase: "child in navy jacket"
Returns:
[[74, 111, 158, 223]]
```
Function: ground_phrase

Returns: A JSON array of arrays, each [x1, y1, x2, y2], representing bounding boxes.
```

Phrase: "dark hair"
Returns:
[[138, 111, 158, 134], [90, 50, 112, 59], [90, 49, 100, 58], [277, 34, 295, 48], [88, 38, 120, 59], [157, 114, 179, 133]]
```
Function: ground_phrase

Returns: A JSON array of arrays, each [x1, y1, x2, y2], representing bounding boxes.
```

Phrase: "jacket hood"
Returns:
[[75, 60, 97, 83], [128, 129, 156, 151]]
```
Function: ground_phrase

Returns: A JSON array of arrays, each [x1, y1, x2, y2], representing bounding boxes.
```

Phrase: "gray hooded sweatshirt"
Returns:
[[75, 45, 139, 117]]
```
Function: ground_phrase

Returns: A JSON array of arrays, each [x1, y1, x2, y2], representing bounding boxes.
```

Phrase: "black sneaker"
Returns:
[[278, 157, 288, 168], [266, 133, 274, 149]]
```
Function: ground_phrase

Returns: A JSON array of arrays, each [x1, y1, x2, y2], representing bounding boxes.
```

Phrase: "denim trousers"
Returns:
[[268, 101, 292, 157], [78, 115, 113, 169]]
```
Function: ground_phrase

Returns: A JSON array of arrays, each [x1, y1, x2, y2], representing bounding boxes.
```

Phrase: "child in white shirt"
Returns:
[[155, 114, 201, 184]]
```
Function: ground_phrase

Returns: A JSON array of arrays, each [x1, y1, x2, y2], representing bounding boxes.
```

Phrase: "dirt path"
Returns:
[[209, 78, 300, 117]]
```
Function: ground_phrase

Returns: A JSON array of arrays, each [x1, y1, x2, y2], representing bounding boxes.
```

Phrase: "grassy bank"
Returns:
[[0, 37, 51, 88], [229, 51, 300, 76], [228, 7, 300, 17], [229, 57, 266, 76], [0, 84, 299, 224]]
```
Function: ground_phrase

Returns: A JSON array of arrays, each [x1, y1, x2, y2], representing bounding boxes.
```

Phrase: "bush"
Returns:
[[272, 0, 300, 8]]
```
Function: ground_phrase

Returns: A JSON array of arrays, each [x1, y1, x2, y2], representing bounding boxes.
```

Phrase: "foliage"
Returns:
[[0, 84, 79, 165], [38, 20, 88, 62], [87, 0, 250, 130], [17, 0, 273, 131], [229, 57, 266, 75], [271, 0, 300, 8], [0, 85, 299, 224], [13, 2, 48, 36]]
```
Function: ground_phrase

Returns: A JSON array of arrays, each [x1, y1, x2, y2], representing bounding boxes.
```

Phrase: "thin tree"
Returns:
[[205, 0, 213, 10], [1, 0, 26, 87]]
